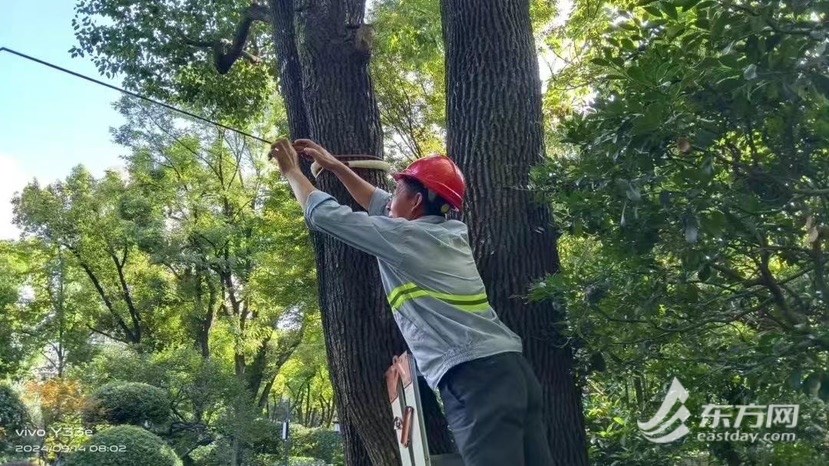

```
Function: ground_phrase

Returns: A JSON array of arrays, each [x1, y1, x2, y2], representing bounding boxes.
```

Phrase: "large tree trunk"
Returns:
[[271, 2, 380, 462], [271, 3, 372, 463], [293, 3, 403, 465], [269, 1, 428, 464], [441, 1, 589, 464], [268, 2, 454, 463]]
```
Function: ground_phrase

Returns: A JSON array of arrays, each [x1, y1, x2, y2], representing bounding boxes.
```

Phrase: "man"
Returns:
[[269, 138, 553, 465]]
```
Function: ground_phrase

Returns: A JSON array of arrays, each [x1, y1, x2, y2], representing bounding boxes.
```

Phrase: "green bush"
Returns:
[[290, 425, 343, 465], [248, 418, 284, 454], [288, 457, 325, 466], [83, 382, 170, 426], [65, 425, 181, 466], [0, 385, 30, 454]]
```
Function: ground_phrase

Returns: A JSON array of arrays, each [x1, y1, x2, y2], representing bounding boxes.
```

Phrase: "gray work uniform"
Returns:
[[305, 188, 554, 465]]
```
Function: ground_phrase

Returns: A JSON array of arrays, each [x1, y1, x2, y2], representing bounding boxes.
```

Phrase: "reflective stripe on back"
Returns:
[[388, 282, 489, 313]]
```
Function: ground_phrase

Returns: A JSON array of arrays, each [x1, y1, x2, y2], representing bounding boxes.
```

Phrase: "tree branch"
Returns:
[[86, 323, 124, 344], [109, 247, 142, 342], [68, 246, 137, 343], [183, 3, 271, 74]]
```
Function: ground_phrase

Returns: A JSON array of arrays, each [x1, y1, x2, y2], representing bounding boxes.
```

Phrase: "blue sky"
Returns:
[[0, 1, 126, 239]]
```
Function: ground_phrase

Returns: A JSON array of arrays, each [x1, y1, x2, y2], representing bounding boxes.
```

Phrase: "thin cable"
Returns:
[[0, 46, 273, 145]]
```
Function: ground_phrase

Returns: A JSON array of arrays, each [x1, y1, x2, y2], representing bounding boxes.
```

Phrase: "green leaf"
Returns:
[[684, 214, 700, 243], [719, 51, 741, 68], [695, 17, 711, 30], [745, 35, 761, 61], [711, 13, 729, 38], [701, 211, 726, 235], [573, 217, 583, 236], [743, 64, 758, 80], [644, 6, 663, 17], [661, 2, 678, 19], [701, 157, 714, 177], [631, 103, 665, 135], [627, 66, 648, 83], [789, 370, 803, 390], [811, 73, 829, 97]]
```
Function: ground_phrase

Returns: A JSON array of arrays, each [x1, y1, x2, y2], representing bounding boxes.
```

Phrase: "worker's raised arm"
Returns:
[[305, 192, 409, 266], [270, 139, 316, 209], [293, 139, 377, 211]]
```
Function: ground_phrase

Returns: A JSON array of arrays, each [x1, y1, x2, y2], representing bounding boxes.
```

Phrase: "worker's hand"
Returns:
[[269, 138, 301, 175], [293, 139, 343, 171]]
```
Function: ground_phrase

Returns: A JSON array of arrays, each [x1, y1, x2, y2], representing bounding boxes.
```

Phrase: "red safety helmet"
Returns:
[[392, 155, 466, 211]]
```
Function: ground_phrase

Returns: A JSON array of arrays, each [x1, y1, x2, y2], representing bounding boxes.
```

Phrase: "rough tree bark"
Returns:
[[441, 1, 589, 464], [271, 1, 398, 463], [291, 3, 409, 464]]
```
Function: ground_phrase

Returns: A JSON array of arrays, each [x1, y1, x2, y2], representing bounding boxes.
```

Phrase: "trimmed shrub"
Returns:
[[65, 425, 181, 466], [83, 382, 169, 426]]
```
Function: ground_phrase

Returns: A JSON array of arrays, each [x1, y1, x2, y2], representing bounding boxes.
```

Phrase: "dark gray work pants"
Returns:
[[438, 352, 554, 466]]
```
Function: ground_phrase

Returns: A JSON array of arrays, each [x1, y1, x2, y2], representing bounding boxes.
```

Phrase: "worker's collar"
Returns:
[[413, 215, 446, 224]]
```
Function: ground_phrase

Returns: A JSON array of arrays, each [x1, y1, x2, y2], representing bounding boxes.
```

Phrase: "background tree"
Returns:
[[533, 0, 829, 463], [0, 242, 36, 379], [0, 385, 31, 463]]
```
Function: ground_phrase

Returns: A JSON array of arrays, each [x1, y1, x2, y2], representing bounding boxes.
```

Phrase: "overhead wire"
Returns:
[[0, 46, 274, 145], [0, 46, 391, 177]]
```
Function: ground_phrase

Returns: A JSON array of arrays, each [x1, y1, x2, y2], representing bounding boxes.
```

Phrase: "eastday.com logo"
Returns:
[[638, 377, 799, 444], [637, 377, 691, 443]]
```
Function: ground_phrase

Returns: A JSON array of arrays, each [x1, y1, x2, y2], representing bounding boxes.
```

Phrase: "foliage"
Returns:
[[370, 0, 446, 161], [24, 377, 85, 426], [0, 242, 36, 379], [273, 314, 335, 429], [6, 0, 826, 464], [288, 457, 326, 466], [13, 166, 182, 349], [65, 425, 182, 466], [72, 346, 260, 460], [71, 0, 275, 124], [535, 0, 829, 463], [12, 94, 316, 446], [83, 382, 170, 427], [15, 242, 97, 378], [0, 385, 30, 457], [289, 424, 344, 465]]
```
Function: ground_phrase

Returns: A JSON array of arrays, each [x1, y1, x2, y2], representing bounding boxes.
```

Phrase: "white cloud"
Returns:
[[0, 154, 31, 240]]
